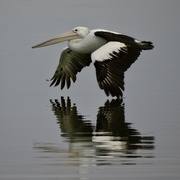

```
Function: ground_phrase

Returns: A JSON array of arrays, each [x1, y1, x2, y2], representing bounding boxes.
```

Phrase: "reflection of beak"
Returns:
[[32, 30, 80, 48]]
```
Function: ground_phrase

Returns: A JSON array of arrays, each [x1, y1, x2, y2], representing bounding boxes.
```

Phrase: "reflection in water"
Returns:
[[34, 97, 154, 167], [95, 99, 154, 160]]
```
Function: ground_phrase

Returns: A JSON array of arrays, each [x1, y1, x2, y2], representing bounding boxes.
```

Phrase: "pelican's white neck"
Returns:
[[68, 31, 106, 54]]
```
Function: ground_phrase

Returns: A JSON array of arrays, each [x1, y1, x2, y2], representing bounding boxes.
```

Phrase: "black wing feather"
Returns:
[[50, 48, 91, 89], [93, 44, 141, 97]]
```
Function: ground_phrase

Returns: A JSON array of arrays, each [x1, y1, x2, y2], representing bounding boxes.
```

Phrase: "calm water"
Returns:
[[0, 1, 180, 179]]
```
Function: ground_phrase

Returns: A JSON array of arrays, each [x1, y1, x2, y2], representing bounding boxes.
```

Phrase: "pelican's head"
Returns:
[[72, 27, 90, 38], [32, 27, 90, 48]]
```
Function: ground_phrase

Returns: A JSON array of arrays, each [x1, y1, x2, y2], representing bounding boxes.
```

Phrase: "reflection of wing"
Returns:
[[96, 98, 129, 137], [95, 98, 155, 154], [93, 42, 141, 97], [50, 48, 91, 89], [50, 97, 93, 137]]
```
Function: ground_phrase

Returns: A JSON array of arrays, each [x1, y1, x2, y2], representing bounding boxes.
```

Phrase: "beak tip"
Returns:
[[32, 44, 43, 49]]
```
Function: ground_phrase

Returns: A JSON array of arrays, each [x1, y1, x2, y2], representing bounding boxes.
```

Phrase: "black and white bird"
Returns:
[[32, 27, 154, 97]]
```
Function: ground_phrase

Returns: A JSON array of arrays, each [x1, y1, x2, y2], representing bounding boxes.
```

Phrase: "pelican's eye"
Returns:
[[74, 29, 78, 32]]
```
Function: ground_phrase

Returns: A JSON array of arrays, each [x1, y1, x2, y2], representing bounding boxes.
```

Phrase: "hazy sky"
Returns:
[[1, 0, 179, 99]]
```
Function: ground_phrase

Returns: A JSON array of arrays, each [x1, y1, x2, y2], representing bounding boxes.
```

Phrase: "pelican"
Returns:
[[32, 27, 154, 97]]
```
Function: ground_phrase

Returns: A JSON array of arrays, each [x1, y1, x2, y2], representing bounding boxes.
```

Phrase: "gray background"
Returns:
[[0, 0, 180, 179]]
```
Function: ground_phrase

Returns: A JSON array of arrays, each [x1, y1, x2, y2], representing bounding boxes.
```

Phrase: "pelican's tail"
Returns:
[[136, 40, 154, 50]]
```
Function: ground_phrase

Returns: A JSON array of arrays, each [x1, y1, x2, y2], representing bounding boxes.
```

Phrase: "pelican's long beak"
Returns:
[[32, 30, 80, 48]]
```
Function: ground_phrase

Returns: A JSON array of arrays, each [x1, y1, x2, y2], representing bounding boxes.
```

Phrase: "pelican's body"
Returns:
[[32, 27, 154, 97]]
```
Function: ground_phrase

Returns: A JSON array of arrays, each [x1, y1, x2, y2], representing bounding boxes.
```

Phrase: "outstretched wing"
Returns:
[[50, 48, 91, 89], [92, 42, 141, 97]]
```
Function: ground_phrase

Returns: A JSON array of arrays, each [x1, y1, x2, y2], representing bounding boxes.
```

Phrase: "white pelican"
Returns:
[[32, 27, 154, 97]]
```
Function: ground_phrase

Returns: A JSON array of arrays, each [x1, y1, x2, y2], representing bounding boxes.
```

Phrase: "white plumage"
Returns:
[[91, 42, 126, 62]]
